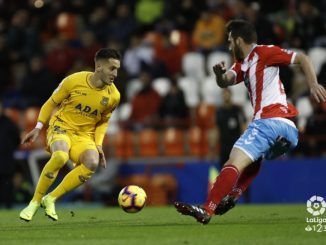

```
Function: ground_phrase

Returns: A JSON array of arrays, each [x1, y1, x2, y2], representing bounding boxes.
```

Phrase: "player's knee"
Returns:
[[83, 157, 99, 171], [51, 151, 69, 167], [80, 150, 99, 171]]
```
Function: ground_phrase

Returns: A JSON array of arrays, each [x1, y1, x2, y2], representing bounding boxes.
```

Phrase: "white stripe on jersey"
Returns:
[[255, 66, 288, 119], [247, 53, 259, 110]]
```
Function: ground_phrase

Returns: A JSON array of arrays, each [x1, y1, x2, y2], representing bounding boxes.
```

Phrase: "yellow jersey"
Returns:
[[48, 71, 120, 139]]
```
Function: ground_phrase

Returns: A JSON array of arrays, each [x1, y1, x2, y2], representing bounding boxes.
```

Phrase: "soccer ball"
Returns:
[[118, 185, 147, 213]]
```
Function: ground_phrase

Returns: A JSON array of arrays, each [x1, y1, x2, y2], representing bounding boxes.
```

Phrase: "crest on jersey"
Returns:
[[100, 97, 109, 106]]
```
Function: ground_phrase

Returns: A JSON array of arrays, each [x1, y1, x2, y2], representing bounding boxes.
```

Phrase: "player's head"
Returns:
[[94, 48, 121, 85], [226, 20, 257, 61]]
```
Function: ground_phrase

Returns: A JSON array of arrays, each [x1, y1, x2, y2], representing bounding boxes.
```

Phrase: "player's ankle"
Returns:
[[30, 200, 41, 205], [204, 201, 217, 216], [229, 188, 242, 200], [47, 194, 57, 201]]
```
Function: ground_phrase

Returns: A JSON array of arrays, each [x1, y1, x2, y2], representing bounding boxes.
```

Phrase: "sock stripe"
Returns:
[[221, 165, 239, 175]]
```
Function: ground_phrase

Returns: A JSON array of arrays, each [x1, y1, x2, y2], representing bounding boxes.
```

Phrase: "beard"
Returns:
[[232, 43, 244, 62], [101, 78, 109, 85], [100, 74, 113, 85]]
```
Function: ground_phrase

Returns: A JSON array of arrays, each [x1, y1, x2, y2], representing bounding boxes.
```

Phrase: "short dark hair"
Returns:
[[95, 48, 121, 61], [226, 20, 257, 44]]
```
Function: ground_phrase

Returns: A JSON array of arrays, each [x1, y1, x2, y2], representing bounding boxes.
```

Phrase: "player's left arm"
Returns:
[[95, 114, 111, 169], [263, 45, 326, 103], [95, 96, 120, 168], [293, 53, 326, 103]]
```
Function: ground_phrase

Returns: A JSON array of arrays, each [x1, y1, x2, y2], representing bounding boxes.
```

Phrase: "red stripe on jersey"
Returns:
[[246, 70, 253, 105], [254, 59, 264, 116]]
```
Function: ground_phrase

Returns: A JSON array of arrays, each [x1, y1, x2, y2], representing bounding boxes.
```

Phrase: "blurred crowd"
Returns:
[[0, 0, 326, 207], [0, 0, 325, 152], [0, 0, 325, 102]]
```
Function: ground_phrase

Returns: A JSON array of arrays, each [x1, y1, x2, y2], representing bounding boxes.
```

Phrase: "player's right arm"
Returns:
[[213, 62, 241, 88], [21, 78, 71, 145]]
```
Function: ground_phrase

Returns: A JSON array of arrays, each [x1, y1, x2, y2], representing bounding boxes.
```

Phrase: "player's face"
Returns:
[[97, 58, 120, 85], [228, 32, 244, 61]]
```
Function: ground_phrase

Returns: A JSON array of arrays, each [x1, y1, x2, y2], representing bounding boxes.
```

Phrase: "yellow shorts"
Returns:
[[46, 125, 97, 164]]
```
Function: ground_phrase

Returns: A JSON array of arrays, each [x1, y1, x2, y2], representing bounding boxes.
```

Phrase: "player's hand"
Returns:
[[310, 83, 326, 103], [96, 145, 106, 168], [213, 62, 227, 77], [21, 128, 40, 145]]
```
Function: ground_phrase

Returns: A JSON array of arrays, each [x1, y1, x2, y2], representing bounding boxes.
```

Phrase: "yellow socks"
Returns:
[[49, 164, 94, 200], [31, 151, 69, 203], [30, 151, 95, 203]]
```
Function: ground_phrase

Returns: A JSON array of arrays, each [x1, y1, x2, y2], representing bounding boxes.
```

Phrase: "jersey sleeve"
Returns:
[[228, 62, 243, 84], [261, 45, 296, 66], [50, 77, 72, 104]]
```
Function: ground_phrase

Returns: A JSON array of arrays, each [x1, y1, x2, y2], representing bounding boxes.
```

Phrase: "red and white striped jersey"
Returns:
[[229, 44, 298, 120]]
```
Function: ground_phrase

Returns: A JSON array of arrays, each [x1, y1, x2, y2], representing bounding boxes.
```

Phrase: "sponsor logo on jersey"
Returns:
[[75, 103, 98, 117]]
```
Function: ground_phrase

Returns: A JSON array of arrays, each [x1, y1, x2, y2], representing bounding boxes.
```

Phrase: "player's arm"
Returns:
[[213, 62, 238, 88], [293, 53, 326, 103], [95, 115, 111, 147], [21, 78, 71, 145], [21, 98, 58, 145], [95, 97, 120, 168], [95, 116, 110, 169], [95, 107, 117, 147], [263, 45, 326, 103]]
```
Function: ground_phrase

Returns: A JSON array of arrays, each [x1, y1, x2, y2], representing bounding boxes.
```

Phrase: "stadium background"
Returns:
[[0, 0, 325, 209]]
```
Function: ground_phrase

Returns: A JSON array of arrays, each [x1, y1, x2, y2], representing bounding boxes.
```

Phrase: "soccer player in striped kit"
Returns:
[[175, 20, 326, 224]]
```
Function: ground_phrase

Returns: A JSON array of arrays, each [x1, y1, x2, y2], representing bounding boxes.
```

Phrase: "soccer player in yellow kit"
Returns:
[[19, 49, 121, 221]]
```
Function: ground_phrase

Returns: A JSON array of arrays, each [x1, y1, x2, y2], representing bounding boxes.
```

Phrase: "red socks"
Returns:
[[234, 160, 262, 197], [204, 160, 262, 215], [204, 164, 239, 215]]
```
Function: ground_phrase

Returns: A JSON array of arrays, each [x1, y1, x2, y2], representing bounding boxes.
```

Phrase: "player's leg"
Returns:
[[215, 158, 262, 215], [203, 147, 252, 214], [42, 139, 98, 220], [175, 121, 263, 224], [231, 158, 262, 196], [216, 120, 298, 216], [175, 148, 253, 224], [49, 149, 98, 200], [33, 141, 70, 203], [20, 138, 70, 222]]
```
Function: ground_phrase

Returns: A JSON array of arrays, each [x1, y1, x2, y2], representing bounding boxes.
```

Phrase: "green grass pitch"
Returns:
[[0, 205, 323, 245]]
